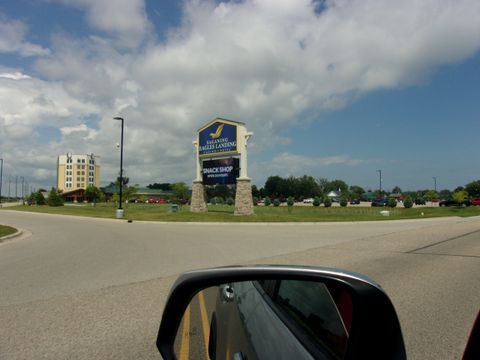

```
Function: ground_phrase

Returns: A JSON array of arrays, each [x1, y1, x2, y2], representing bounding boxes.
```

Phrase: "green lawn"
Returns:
[[4, 203, 480, 222], [0, 224, 18, 237]]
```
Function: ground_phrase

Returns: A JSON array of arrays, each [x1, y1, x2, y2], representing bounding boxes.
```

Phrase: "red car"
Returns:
[[471, 198, 480, 206], [147, 199, 159, 203]]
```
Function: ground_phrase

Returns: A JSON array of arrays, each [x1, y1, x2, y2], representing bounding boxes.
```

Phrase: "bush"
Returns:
[[388, 198, 397, 208], [340, 197, 348, 207], [324, 197, 332, 208], [34, 191, 46, 205], [264, 196, 272, 206], [226, 197, 234, 206], [215, 197, 224, 205], [47, 188, 64, 206], [404, 197, 413, 209], [253, 196, 258, 206], [287, 196, 294, 207], [313, 197, 321, 207], [273, 198, 281, 207], [210, 197, 216, 205]]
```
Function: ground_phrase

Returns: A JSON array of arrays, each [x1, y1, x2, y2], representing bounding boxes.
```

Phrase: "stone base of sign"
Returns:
[[190, 180, 208, 212], [234, 178, 254, 216]]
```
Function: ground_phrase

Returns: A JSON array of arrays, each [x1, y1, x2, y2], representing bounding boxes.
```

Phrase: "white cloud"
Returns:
[[52, 0, 151, 47], [1, 0, 480, 188], [0, 71, 31, 80], [0, 14, 50, 56]]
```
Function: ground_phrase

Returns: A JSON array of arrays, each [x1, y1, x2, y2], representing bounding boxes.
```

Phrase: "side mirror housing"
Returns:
[[157, 265, 406, 360]]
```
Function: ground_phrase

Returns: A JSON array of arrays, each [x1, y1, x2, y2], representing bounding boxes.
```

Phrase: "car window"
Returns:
[[273, 280, 349, 359]]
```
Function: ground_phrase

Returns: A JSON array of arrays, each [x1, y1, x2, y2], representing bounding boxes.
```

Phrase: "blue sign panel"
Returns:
[[199, 121, 237, 157], [202, 158, 239, 185]]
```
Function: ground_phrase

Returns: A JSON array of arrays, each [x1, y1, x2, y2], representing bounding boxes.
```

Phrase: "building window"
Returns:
[[82, 159, 85, 163]]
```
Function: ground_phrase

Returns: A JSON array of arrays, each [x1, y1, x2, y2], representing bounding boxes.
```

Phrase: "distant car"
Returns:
[[350, 199, 360, 205], [471, 198, 480, 206], [439, 199, 471, 207], [303, 198, 314, 203], [158, 199, 169, 204], [147, 199, 159, 203], [414, 198, 426, 205], [371, 198, 388, 207]]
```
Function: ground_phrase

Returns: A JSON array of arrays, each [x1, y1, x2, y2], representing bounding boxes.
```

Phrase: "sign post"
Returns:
[[190, 118, 254, 215]]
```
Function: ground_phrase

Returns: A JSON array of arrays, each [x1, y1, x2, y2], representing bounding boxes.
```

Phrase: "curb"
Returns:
[[0, 229, 23, 243]]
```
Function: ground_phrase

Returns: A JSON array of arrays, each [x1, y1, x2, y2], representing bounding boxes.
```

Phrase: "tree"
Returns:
[[392, 186, 402, 194], [34, 191, 46, 205], [47, 188, 64, 206], [349, 185, 365, 200], [171, 182, 190, 201], [147, 183, 172, 190], [123, 185, 138, 203], [327, 179, 348, 193], [452, 190, 468, 205], [439, 189, 452, 200], [316, 177, 329, 194], [251, 185, 260, 198], [424, 190, 438, 201], [404, 197, 413, 209], [85, 186, 102, 203], [465, 180, 480, 198]]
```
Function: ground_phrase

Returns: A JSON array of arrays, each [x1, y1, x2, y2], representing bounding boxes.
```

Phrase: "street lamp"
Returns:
[[377, 169, 382, 194], [0, 158, 3, 204], [113, 117, 124, 218], [433, 177, 437, 192], [20, 176, 24, 205]]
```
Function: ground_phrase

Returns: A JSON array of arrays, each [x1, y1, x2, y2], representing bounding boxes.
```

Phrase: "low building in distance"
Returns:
[[57, 153, 100, 192]]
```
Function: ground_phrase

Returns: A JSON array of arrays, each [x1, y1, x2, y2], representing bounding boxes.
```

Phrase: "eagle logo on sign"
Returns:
[[209, 123, 224, 139]]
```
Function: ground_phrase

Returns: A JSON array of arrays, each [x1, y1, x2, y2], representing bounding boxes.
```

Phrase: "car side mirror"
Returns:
[[157, 266, 406, 360]]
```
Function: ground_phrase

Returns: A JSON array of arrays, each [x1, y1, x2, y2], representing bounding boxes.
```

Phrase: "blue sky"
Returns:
[[1, 0, 480, 193]]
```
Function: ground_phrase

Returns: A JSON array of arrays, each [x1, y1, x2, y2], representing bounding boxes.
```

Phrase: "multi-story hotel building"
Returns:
[[57, 153, 100, 192]]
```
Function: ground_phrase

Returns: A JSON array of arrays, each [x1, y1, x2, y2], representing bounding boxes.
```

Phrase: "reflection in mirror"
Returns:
[[174, 279, 352, 360]]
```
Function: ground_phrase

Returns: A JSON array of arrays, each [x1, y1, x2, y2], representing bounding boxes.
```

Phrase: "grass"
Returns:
[[0, 224, 18, 237], [3, 203, 480, 222]]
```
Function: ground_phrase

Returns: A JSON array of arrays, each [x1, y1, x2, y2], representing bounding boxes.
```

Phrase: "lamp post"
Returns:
[[20, 176, 24, 205], [377, 169, 382, 194], [433, 177, 437, 192], [113, 117, 124, 218], [0, 158, 3, 204]]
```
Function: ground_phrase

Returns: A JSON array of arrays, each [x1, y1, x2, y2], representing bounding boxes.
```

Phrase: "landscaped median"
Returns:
[[3, 203, 480, 222], [0, 225, 18, 239]]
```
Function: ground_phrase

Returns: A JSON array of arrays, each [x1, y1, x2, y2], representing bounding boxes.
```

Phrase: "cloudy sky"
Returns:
[[1, 0, 479, 193]]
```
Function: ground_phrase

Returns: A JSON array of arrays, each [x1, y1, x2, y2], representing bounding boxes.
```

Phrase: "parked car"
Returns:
[[350, 198, 360, 205], [439, 199, 471, 207], [371, 198, 388, 207], [471, 198, 480, 206], [303, 198, 314, 203], [414, 198, 426, 205], [158, 199, 169, 204], [146, 198, 159, 203]]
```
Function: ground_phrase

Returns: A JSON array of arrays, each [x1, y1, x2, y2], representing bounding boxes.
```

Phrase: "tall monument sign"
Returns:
[[191, 118, 254, 215]]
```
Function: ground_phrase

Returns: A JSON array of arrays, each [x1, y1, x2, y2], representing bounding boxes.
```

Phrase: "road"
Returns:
[[0, 210, 479, 359]]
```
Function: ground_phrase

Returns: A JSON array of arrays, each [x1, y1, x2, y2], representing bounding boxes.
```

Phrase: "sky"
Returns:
[[1, 0, 480, 194]]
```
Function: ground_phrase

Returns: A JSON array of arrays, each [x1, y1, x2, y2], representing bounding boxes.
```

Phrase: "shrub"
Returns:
[[324, 197, 332, 208], [340, 197, 348, 207], [226, 197, 234, 206], [210, 197, 216, 205], [215, 197, 224, 205], [264, 196, 272, 206], [388, 198, 397, 208], [253, 196, 258, 206], [34, 191, 46, 205], [273, 198, 281, 207], [47, 188, 64, 206], [287, 196, 294, 207], [313, 197, 321, 207], [404, 197, 413, 209]]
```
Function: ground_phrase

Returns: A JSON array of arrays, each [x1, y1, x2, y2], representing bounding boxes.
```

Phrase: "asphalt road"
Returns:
[[0, 210, 479, 359]]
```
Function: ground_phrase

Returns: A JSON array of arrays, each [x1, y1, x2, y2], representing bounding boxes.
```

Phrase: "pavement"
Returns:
[[0, 210, 479, 359]]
